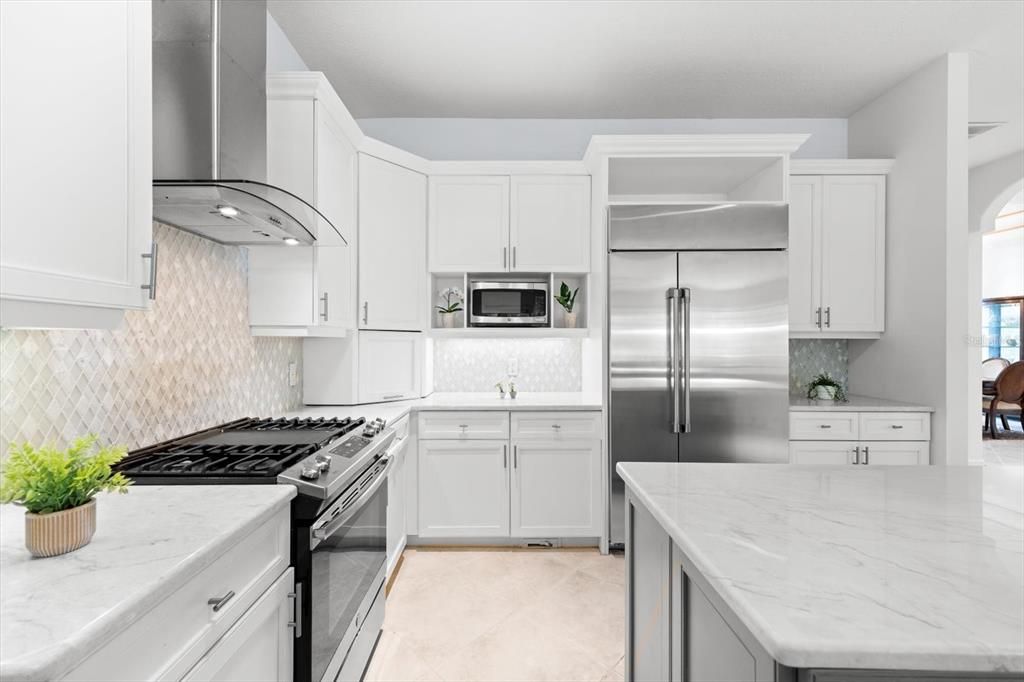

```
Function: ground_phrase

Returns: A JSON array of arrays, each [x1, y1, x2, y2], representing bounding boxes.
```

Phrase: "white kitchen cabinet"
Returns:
[[429, 176, 510, 272], [858, 442, 930, 466], [418, 440, 510, 538], [0, 0, 153, 329], [182, 568, 294, 682], [510, 176, 591, 273], [789, 441, 858, 465], [510, 440, 602, 537], [248, 245, 350, 336], [789, 409, 931, 466], [359, 154, 427, 331], [426, 174, 591, 274], [303, 332, 424, 405], [387, 417, 410, 576], [788, 170, 887, 337]]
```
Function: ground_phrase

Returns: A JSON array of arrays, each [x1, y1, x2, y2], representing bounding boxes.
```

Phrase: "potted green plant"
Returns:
[[554, 281, 580, 328], [806, 373, 846, 402], [0, 435, 131, 557], [435, 287, 464, 328]]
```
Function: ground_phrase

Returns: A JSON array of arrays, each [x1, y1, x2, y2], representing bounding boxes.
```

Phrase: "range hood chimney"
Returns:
[[152, 0, 339, 246]]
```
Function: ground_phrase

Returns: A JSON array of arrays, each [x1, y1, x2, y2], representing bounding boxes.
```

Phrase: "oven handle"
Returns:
[[310, 456, 394, 550]]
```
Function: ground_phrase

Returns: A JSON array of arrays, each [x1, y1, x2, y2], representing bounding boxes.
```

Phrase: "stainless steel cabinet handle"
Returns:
[[852, 446, 860, 465], [320, 292, 329, 321], [362, 302, 369, 325], [863, 446, 869, 465], [512, 246, 517, 268], [513, 445, 518, 469], [207, 590, 235, 612], [815, 307, 822, 329], [891, 424, 904, 430], [551, 424, 561, 430], [819, 424, 832, 429], [287, 583, 303, 638], [141, 242, 159, 300], [824, 306, 831, 328], [459, 424, 469, 429], [503, 444, 507, 469], [503, 246, 507, 269], [382, 393, 404, 400]]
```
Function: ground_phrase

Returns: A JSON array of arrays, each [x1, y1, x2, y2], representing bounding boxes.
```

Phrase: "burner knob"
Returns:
[[300, 465, 321, 480], [315, 454, 331, 472]]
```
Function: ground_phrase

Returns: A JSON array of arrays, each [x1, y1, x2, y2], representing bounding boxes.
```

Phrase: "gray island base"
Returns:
[[619, 463, 1023, 682]]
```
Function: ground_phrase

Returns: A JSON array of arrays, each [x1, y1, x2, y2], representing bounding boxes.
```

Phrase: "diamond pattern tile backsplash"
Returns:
[[433, 339, 582, 392], [789, 339, 849, 396], [0, 224, 303, 458]]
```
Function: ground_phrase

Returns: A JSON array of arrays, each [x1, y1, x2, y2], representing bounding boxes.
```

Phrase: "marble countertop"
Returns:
[[617, 462, 1024, 673], [292, 392, 603, 421], [789, 394, 935, 412], [0, 485, 296, 682]]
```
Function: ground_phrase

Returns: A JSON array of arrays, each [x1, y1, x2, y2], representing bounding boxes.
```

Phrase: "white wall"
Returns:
[[846, 53, 969, 466], [267, 12, 308, 71], [983, 230, 1024, 299], [357, 118, 847, 160]]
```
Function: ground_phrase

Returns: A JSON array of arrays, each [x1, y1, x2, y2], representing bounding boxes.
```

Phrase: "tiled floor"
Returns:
[[983, 419, 1024, 465], [364, 549, 625, 682]]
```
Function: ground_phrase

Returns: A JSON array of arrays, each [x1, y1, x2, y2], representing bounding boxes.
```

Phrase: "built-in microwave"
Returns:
[[468, 279, 549, 326]]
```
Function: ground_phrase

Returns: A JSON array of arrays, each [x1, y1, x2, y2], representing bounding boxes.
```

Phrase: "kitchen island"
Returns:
[[618, 463, 1023, 681]]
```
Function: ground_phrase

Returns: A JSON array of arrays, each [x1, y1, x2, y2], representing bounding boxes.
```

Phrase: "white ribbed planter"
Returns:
[[25, 499, 97, 558]]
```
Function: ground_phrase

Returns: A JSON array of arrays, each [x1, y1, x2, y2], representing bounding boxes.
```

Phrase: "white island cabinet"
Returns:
[[0, 486, 296, 682], [620, 463, 1024, 681], [0, 0, 153, 329]]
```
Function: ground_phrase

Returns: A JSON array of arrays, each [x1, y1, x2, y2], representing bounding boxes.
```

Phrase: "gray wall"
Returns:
[[358, 118, 847, 161]]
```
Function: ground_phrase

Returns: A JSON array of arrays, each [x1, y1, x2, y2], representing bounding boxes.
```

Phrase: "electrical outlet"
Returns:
[[507, 357, 518, 377], [288, 362, 298, 387]]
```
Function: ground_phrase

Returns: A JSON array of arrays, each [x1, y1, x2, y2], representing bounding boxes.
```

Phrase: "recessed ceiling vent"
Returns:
[[968, 121, 1006, 139]]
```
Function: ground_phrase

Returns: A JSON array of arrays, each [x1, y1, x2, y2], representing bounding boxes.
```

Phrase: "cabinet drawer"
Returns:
[[789, 441, 856, 465], [63, 508, 290, 682], [511, 411, 602, 441], [859, 412, 930, 441], [789, 412, 859, 440], [417, 411, 510, 440]]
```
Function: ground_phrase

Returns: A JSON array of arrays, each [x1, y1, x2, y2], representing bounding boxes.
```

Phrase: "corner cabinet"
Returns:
[[359, 154, 427, 331], [789, 161, 892, 338], [0, 0, 153, 329], [428, 174, 591, 274]]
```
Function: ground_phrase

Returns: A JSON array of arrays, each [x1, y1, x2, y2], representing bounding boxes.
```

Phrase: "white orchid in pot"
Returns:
[[436, 287, 464, 328]]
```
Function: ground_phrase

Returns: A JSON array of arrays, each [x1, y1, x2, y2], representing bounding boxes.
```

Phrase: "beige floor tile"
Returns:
[[364, 630, 443, 682]]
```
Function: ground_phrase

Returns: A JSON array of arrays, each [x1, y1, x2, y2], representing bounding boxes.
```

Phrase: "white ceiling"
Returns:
[[269, 0, 1024, 165]]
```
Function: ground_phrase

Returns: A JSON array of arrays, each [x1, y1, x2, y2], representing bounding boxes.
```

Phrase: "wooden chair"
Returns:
[[983, 361, 1024, 438]]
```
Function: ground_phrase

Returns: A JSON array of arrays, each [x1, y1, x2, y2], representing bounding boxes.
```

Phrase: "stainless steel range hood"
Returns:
[[152, 0, 340, 245]]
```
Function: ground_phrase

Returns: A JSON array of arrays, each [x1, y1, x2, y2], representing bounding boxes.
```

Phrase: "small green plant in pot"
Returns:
[[806, 373, 846, 402], [435, 287, 464, 328], [555, 281, 580, 328], [0, 435, 131, 557]]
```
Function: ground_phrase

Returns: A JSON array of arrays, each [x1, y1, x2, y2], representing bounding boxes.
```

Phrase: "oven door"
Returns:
[[469, 281, 549, 326], [309, 456, 391, 682]]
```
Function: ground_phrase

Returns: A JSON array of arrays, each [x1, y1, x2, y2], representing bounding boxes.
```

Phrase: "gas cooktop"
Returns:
[[116, 417, 365, 484]]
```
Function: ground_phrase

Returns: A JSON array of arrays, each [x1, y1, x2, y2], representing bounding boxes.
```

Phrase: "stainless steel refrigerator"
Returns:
[[608, 204, 790, 547]]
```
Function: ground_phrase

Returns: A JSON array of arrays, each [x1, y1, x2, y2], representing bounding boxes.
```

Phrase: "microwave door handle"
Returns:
[[310, 456, 394, 550]]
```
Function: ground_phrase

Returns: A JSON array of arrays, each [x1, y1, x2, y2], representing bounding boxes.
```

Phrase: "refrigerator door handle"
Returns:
[[667, 288, 682, 433], [681, 287, 692, 433]]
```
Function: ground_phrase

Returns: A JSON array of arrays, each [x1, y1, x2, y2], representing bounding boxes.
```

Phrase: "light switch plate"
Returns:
[[507, 356, 518, 377], [288, 362, 299, 387]]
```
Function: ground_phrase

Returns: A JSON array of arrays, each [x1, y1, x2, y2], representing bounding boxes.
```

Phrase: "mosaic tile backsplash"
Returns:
[[433, 339, 582, 392], [0, 224, 303, 458], [789, 339, 849, 396]]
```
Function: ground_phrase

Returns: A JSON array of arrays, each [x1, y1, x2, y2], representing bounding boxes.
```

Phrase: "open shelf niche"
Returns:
[[430, 273, 467, 330]]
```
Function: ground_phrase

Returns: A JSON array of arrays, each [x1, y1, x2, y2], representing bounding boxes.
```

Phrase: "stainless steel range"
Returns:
[[116, 416, 397, 682]]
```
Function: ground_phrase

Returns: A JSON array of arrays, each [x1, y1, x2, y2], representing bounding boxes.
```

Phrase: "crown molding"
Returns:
[[583, 133, 811, 168], [428, 160, 589, 175]]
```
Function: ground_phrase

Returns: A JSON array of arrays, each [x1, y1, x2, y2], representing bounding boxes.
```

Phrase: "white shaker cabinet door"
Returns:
[[820, 175, 886, 334], [315, 245, 353, 332], [510, 440, 602, 537], [429, 176, 510, 272], [510, 176, 591, 273], [418, 440, 510, 538], [386, 435, 409, 575], [181, 568, 294, 682], [861, 442, 930, 466], [357, 331, 422, 403], [359, 154, 427, 331], [0, 0, 153, 328], [788, 177, 823, 334]]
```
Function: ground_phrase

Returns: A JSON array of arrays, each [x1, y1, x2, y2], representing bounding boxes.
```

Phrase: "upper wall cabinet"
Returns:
[[429, 176, 510, 272], [359, 154, 427, 331], [428, 175, 591, 274], [789, 161, 892, 338], [0, 0, 153, 329]]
